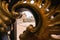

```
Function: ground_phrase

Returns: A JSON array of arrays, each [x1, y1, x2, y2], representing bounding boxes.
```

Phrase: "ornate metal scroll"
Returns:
[[0, 0, 60, 40]]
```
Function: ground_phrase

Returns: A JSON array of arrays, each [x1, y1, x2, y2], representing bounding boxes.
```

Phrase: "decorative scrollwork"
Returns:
[[0, 0, 60, 40]]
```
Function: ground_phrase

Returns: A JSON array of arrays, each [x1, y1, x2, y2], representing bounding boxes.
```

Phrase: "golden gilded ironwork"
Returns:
[[0, 0, 60, 40]]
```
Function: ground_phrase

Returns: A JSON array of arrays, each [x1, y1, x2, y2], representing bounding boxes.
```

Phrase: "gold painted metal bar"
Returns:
[[0, 18, 7, 32], [42, 0, 51, 10], [26, 0, 30, 3], [0, 10, 12, 25]]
